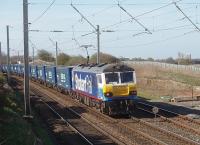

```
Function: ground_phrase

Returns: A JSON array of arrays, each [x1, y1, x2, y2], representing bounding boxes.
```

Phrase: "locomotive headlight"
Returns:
[[103, 85, 113, 97], [104, 92, 113, 97], [128, 84, 137, 96]]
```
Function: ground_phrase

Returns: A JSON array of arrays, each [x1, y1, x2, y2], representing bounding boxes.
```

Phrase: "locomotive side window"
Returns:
[[120, 72, 134, 83], [105, 73, 119, 84], [97, 75, 102, 84]]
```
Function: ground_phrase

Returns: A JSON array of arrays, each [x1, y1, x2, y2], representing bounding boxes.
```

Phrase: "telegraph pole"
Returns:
[[55, 41, 58, 67], [23, 0, 32, 118], [18, 51, 20, 64], [97, 25, 100, 64], [6, 25, 11, 84], [32, 47, 34, 64]]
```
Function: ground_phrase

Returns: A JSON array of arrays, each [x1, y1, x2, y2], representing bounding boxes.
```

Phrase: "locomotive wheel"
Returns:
[[100, 103, 104, 113], [108, 106, 112, 116]]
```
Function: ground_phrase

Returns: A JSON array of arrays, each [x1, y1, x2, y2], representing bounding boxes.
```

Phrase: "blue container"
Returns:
[[10, 64, 14, 73], [13, 64, 18, 73], [3, 65, 8, 73], [45, 66, 57, 85], [37, 66, 46, 81], [0, 64, 2, 72], [1, 64, 4, 72], [18, 65, 24, 75], [30, 65, 38, 79], [56, 67, 73, 90], [1, 64, 6, 72], [13, 64, 19, 74]]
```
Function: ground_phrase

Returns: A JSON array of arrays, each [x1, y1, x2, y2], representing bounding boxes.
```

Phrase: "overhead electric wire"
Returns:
[[54, 0, 192, 48], [102, 24, 197, 44], [117, 3, 152, 34], [29, 29, 91, 33], [174, 2, 200, 32], [31, 0, 56, 25], [71, 0, 181, 37], [72, 26, 81, 47], [26, 0, 199, 56], [102, 0, 183, 29], [102, 30, 197, 49], [29, 40, 39, 51], [28, 2, 200, 6]]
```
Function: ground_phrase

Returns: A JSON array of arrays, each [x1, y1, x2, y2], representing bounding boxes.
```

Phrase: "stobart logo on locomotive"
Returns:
[[74, 73, 93, 94]]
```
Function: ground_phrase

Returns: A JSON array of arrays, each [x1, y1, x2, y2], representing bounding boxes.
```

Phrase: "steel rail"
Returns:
[[137, 106, 200, 136], [15, 76, 198, 145], [32, 94, 94, 145], [30, 87, 127, 145], [138, 101, 200, 126], [128, 116, 199, 145], [28, 80, 165, 145]]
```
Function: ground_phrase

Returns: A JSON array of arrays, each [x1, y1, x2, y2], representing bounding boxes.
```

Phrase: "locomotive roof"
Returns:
[[73, 63, 134, 73]]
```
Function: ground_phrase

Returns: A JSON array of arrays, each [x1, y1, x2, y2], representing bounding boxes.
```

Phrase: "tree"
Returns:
[[165, 57, 176, 64], [37, 49, 55, 62], [57, 53, 70, 65], [147, 57, 154, 61], [90, 52, 120, 64], [67, 55, 87, 65], [0, 52, 7, 64]]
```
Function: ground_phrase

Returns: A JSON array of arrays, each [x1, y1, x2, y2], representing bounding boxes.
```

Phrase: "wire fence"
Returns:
[[124, 61, 200, 73]]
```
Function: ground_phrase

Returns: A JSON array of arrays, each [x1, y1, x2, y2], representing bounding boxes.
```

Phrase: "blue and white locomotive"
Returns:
[[71, 63, 137, 115], [1, 63, 137, 115]]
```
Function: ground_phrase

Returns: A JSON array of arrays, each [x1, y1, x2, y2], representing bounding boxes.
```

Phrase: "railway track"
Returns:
[[30, 91, 122, 145], [137, 102, 200, 130], [120, 116, 199, 145], [31, 94, 94, 145], [29, 81, 161, 145], [136, 102, 200, 143], [11, 77, 94, 145], [14, 76, 200, 145]]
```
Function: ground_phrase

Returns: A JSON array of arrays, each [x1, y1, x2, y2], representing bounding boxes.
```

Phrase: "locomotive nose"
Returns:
[[103, 84, 137, 97]]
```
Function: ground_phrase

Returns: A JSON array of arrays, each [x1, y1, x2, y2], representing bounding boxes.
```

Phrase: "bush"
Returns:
[[66, 55, 87, 65], [57, 53, 71, 65], [37, 49, 55, 62], [90, 52, 120, 64]]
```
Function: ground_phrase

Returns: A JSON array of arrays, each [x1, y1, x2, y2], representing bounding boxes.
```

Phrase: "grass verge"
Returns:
[[0, 74, 54, 145]]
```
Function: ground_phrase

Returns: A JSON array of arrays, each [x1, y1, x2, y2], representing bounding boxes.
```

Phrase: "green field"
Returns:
[[158, 71, 200, 86]]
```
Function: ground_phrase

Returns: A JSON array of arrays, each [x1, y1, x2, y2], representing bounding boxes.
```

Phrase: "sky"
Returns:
[[0, 0, 200, 59]]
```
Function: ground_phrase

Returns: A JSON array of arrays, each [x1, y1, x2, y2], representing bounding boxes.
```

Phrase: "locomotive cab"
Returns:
[[97, 64, 137, 115], [103, 71, 137, 98]]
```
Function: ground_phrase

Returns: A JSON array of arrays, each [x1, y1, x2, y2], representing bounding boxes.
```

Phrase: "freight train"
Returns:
[[1, 63, 137, 115]]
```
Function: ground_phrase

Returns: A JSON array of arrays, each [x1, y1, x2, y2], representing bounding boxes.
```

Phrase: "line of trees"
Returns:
[[2, 49, 198, 65], [37, 49, 120, 65]]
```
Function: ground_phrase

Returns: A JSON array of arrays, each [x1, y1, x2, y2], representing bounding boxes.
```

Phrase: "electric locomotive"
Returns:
[[72, 63, 137, 115]]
